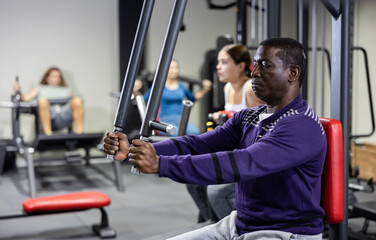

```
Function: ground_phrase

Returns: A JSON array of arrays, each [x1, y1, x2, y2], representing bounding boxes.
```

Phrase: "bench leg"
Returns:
[[92, 207, 116, 239], [25, 148, 37, 198], [360, 218, 370, 234]]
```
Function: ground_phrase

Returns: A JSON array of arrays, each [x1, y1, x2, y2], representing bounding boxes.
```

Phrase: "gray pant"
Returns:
[[207, 183, 236, 220], [50, 102, 73, 131], [167, 211, 322, 240]]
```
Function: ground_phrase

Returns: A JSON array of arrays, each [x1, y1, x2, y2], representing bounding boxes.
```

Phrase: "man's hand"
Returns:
[[128, 139, 159, 174], [103, 132, 130, 161]]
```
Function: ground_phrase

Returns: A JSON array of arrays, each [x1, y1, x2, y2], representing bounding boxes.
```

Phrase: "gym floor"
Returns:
[[0, 152, 376, 240]]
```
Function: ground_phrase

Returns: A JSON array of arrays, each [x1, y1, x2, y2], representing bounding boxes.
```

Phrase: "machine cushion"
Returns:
[[320, 118, 344, 224], [22, 192, 110, 213]]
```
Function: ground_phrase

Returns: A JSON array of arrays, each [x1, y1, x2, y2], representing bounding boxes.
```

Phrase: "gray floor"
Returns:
[[1, 152, 376, 239], [0, 154, 203, 240]]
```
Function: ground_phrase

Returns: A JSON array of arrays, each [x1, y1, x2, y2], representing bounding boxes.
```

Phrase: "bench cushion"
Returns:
[[320, 118, 344, 224], [23, 192, 110, 213]]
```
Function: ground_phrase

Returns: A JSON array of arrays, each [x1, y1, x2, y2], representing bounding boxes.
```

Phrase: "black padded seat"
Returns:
[[353, 201, 376, 221], [33, 132, 103, 152]]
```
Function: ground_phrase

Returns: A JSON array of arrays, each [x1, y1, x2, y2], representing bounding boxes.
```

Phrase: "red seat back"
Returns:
[[320, 118, 344, 224]]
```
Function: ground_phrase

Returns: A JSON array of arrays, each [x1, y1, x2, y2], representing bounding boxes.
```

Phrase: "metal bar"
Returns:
[[320, 0, 341, 19], [266, 0, 280, 38], [109, 0, 155, 180], [330, 0, 352, 238], [177, 100, 194, 136], [311, 0, 318, 111], [350, 47, 375, 139], [24, 148, 36, 198], [113, 0, 155, 133], [298, 0, 303, 43], [139, 0, 188, 138], [321, 4, 326, 116], [251, 0, 256, 44], [263, 0, 268, 40], [258, 0, 263, 44], [236, 0, 247, 45]]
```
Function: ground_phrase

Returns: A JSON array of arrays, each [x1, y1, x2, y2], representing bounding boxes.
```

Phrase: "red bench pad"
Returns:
[[22, 192, 111, 213], [320, 118, 344, 224]]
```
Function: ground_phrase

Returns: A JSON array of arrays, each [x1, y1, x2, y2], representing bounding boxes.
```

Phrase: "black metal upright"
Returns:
[[110, 0, 155, 190], [139, 0, 188, 138], [266, 0, 280, 38], [322, 0, 352, 239], [236, 0, 247, 45], [114, 0, 155, 133], [297, 0, 309, 100]]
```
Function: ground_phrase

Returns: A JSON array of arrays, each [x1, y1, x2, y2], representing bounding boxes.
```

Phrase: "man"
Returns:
[[103, 38, 327, 239]]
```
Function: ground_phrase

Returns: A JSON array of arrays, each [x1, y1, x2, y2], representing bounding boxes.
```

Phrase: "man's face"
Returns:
[[251, 45, 290, 105]]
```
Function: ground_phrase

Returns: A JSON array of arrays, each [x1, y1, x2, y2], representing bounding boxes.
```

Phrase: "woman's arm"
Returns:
[[14, 81, 39, 102], [194, 79, 212, 100]]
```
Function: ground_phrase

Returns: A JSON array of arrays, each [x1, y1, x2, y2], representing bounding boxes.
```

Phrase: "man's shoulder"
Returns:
[[277, 104, 325, 135]]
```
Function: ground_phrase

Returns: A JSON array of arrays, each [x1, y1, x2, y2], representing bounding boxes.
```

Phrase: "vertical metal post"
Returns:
[[113, 0, 155, 133], [266, 0, 280, 38], [177, 100, 194, 136], [236, 0, 247, 45], [320, 4, 326, 116], [139, 0, 188, 138], [251, 0, 256, 45], [258, 0, 263, 44], [298, 0, 309, 100], [329, 0, 352, 239], [311, 0, 318, 110], [25, 148, 36, 198], [110, 0, 155, 190]]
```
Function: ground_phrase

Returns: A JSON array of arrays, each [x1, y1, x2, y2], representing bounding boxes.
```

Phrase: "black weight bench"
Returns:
[[351, 201, 376, 236], [33, 132, 104, 163], [23, 132, 124, 198]]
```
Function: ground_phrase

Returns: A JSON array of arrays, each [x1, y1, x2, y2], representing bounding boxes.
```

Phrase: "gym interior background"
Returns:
[[0, 0, 375, 145], [0, 0, 376, 239]]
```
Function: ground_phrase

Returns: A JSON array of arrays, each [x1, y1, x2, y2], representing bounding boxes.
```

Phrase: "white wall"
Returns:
[[0, 0, 119, 141], [352, 0, 376, 144]]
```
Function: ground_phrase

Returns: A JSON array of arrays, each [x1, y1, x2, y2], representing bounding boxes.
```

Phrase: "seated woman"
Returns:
[[13, 67, 84, 135], [137, 59, 212, 136]]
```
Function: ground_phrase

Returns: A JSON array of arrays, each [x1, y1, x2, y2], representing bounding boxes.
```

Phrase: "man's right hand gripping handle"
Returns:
[[103, 132, 130, 162]]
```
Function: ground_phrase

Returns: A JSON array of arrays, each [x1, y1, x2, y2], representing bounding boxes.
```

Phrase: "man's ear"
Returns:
[[288, 65, 301, 84]]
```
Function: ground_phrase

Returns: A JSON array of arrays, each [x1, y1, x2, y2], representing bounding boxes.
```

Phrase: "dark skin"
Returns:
[[103, 45, 302, 174], [251, 45, 301, 114]]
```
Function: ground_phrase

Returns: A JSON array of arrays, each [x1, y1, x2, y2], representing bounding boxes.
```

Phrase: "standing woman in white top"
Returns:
[[212, 44, 264, 123]]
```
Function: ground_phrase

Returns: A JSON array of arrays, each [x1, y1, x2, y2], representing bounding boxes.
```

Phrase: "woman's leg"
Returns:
[[70, 96, 84, 134], [37, 97, 52, 135]]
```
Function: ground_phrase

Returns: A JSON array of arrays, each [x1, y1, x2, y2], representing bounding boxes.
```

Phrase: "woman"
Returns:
[[213, 44, 264, 123], [142, 59, 212, 136], [14, 67, 84, 135]]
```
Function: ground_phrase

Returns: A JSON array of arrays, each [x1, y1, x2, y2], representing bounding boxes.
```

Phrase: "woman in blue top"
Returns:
[[142, 59, 212, 136]]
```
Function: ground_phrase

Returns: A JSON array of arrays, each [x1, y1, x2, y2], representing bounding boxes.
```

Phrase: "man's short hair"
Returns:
[[260, 38, 307, 87]]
